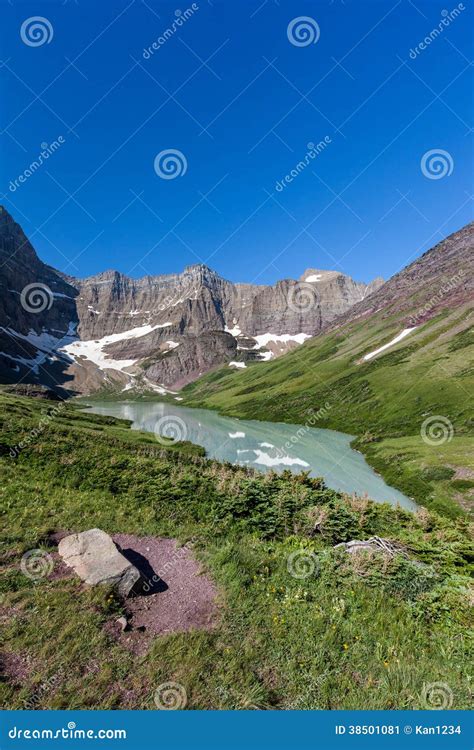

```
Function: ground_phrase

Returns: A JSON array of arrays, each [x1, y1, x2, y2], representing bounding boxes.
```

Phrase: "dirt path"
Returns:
[[106, 534, 219, 651]]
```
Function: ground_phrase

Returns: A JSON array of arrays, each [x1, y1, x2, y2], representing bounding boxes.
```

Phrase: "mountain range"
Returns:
[[0, 206, 383, 396]]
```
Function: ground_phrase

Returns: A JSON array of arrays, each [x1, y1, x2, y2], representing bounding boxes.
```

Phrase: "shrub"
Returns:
[[450, 479, 474, 491], [421, 466, 455, 482]]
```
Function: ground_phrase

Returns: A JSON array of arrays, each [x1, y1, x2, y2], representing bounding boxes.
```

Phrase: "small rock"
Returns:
[[116, 616, 128, 632], [58, 528, 142, 598]]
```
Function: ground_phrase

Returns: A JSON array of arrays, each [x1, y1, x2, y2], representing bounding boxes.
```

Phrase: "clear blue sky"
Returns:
[[1, 0, 472, 285]]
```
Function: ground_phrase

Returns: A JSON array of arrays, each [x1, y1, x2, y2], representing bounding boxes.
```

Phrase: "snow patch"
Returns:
[[362, 327, 417, 361], [252, 333, 311, 348], [61, 323, 172, 373], [0, 326, 78, 375], [225, 323, 242, 337], [0, 326, 74, 374], [142, 378, 173, 395], [229, 361, 246, 369], [305, 274, 322, 282], [0, 351, 44, 374]]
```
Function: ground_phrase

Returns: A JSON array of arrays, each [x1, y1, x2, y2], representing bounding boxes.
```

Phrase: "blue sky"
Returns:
[[1, 0, 472, 285]]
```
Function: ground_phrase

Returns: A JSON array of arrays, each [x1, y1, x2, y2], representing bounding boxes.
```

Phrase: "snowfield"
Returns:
[[252, 333, 311, 348], [61, 322, 172, 372], [363, 327, 417, 361], [305, 274, 322, 282]]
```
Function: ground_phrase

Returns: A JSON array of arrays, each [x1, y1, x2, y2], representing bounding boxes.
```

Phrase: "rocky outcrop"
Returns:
[[0, 206, 385, 395], [0, 383, 62, 400], [143, 331, 237, 389], [58, 528, 142, 598], [0, 207, 78, 395]]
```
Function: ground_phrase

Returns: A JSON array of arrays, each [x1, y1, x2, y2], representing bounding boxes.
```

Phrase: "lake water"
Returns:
[[85, 401, 416, 510]]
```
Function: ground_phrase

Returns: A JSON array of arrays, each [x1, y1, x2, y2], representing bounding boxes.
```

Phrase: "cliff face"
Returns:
[[0, 207, 79, 394], [0, 207, 78, 336], [0, 206, 384, 394], [75, 264, 381, 339]]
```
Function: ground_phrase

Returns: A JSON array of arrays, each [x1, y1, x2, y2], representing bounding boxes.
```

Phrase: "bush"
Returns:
[[421, 466, 455, 482], [450, 479, 474, 491]]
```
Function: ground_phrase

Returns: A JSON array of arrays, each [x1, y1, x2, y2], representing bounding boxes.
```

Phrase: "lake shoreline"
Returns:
[[84, 399, 417, 510]]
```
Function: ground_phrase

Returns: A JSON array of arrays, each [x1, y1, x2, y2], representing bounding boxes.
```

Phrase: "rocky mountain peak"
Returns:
[[0, 205, 39, 267], [183, 263, 215, 275], [0, 205, 14, 228], [299, 269, 343, 284], [0, 208, 389, 396]]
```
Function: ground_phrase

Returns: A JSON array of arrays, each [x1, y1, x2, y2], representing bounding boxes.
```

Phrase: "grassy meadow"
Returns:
[[1, 393, 472, 710]]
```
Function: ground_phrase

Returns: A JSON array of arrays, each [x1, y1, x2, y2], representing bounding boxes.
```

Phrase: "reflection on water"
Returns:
[[85, 400, 417, 510]]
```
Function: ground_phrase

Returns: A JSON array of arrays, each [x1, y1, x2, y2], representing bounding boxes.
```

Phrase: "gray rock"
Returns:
[[144, 331, 237, 390], [0, 205, 386, 395], [58, 528, 142, 598]]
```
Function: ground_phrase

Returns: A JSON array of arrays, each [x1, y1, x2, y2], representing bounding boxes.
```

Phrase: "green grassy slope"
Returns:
[[1, 394, 472, 709], [183, 305, 474, 517]]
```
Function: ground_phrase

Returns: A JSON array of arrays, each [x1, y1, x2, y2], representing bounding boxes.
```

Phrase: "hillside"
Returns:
[[183, 224, 474, 517], [0, 393, 471, 710]]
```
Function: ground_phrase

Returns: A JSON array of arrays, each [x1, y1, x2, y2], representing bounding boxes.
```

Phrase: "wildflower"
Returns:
[[343, 643, 349, 650]]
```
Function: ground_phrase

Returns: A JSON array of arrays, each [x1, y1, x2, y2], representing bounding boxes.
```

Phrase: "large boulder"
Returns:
[[58, 528, 142, 597]]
